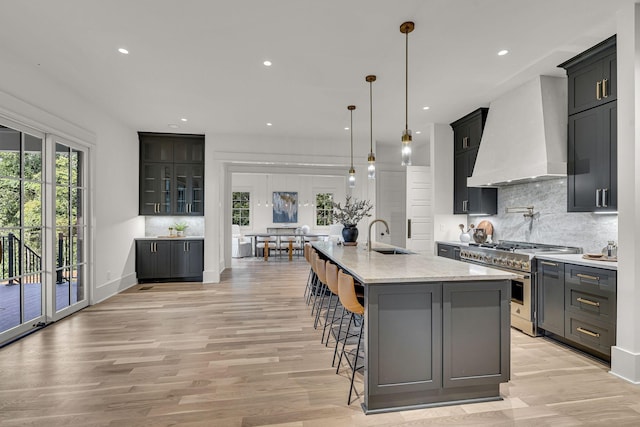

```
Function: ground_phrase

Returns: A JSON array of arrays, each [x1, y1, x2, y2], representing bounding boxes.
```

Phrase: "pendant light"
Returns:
[[366, 75, 376, 179], [400, 21, 415, 166], [347, 105, 356, 188]]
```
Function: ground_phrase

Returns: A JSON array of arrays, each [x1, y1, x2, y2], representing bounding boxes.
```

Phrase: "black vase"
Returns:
[[341, 224, 358, 243]]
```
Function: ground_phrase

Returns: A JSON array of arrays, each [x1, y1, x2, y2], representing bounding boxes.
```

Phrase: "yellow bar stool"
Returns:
[[303, 243, 316, 303], [312, 255, 329, 329], [321, 261, 342, 346], [336, 269, 365, 405]]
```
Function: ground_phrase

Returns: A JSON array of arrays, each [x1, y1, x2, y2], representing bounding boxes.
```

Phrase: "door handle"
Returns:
[[602, 188, 608, 208], [595, 189, 602, 207], [596, 81, 602, 100], [602, 79, 608, 98], [407, 219, 412, 239]]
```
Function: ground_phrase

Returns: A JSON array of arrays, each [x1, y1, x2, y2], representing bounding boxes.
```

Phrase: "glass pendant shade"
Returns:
[[348, 168, 356, 188], [367, 152, 376, 179], [401, 129, 412, 166]]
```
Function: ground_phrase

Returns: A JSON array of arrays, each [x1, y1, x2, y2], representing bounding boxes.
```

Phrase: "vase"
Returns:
[[341, 224, 358, 243], [177, 230, 184, 237], [459, 232, 470, 243]]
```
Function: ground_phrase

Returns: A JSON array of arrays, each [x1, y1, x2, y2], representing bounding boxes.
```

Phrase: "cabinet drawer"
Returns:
[[565, 264, 616, 290], [437, 244, 459, 260], [565, 313, 615, 357], [565, 284, 615, 324]]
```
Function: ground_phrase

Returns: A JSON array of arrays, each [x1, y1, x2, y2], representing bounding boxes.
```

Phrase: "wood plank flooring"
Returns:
[[1, 258, 639, 426]]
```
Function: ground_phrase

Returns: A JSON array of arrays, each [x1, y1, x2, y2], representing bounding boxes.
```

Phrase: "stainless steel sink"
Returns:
[[372, 247, 414, 255]]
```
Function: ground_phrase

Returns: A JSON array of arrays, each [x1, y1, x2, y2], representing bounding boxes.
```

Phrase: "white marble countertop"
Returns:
[[535, 253, 617, 270], [135, 236, 205, 240], [312, 241, 518, 284]]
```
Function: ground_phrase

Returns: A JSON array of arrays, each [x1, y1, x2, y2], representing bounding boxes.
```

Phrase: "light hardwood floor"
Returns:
[[1, 258, 639, 426]]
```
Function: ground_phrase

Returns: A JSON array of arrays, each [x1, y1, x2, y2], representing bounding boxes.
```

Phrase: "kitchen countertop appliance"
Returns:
[[459, 240, 582, 336]]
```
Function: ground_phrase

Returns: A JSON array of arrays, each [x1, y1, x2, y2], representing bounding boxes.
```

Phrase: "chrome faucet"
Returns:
[[368, 219, 390, 252]]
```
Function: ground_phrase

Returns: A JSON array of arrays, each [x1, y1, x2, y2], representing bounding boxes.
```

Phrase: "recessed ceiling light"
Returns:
[[344, 127, 349, 130], [263, 60, 272, 66], [498, 49, 509, 56], [416, 131, 421, 134], [422, 106, 430, 110], [168, 124, 179, 129], [266, 122, 273, 126], [180, 118, 188, 122], [118, 48, 129, 55]]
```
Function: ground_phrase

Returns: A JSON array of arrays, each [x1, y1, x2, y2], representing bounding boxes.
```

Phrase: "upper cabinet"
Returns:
[[560, 36, 617, 212], [560, 36, 617, 116], [450, 108, 497, 215], [139, 132, 205, 216]]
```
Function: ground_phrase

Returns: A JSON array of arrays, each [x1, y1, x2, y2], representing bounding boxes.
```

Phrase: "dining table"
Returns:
[[245, 232, 328, 260]]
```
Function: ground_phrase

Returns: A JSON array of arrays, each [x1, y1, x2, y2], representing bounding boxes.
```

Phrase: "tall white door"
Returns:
[[406, 166, 433, 253]]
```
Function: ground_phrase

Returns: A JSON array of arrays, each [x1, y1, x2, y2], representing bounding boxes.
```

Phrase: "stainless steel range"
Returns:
[[459, 240, 581, 336]]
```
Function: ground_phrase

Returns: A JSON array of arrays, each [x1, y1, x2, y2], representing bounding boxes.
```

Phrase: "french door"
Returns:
[[0, 119, 89, 344], [51, 139, 89, 320]]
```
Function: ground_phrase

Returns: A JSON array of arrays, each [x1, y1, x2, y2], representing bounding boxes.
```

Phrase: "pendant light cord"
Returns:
[[369, 81, 373, 152], [350, 109, 354, 169], [405, 30, 409, 132]]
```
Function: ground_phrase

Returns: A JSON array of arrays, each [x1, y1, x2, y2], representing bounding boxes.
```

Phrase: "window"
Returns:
[[315, 193, 333, 226], [232, 191, 250, 226]]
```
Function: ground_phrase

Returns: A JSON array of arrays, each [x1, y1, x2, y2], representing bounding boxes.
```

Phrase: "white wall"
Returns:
[[0, 45, 142, 304], [232, 173, 346, 234]]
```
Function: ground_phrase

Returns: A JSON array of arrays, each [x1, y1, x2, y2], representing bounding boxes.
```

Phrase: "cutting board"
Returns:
[[476, 220, 494, 237]]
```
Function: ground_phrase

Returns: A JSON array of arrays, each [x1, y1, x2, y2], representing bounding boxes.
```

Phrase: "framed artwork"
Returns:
[[272, 191, 298, 223]]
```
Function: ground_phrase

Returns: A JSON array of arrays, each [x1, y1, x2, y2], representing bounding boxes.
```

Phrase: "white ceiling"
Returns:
[[0, 0, 633, 146]]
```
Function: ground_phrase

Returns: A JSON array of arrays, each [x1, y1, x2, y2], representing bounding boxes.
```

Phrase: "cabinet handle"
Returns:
[[407, 219, 412, 239], [440, 248, 448, 253], [576, 273, 600, 281], [463, 200, 468, 212], [602, 188, 608, 208], [541, 261, 558, 267], [595, 189, 602, 207], [577, 297, 600, 307], [576, 326, 600, 338], [602, 79, 608, 98], [596, 81, 602, 100]]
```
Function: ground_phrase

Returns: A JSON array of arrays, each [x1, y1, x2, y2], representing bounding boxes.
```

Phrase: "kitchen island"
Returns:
[[312, 241, 518, 414]]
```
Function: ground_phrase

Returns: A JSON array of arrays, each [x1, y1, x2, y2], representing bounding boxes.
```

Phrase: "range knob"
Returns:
[[507, 259, 514, 267], [513, 260, 522, 269], [522, 261, 529, 270]]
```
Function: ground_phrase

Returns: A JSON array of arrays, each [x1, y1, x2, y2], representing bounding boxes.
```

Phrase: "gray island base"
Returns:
[[312, 241, 516, 414]]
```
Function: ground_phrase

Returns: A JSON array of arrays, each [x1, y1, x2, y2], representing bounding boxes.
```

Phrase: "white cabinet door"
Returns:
[[406, 166, 433, 253]]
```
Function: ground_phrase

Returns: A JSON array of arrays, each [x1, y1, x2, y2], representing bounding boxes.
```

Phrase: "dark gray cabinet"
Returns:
[[171, 239, 204, 279], [560, 36, 616, 116], [135, 240, 172, 281], [365, 279, 510, 411], [437, 243, 460, 260], [450, 108, 497, 215], [560, 36, 617, 213], [567, 102, 617, 212], [537, 259, 565, 336], [136, 239, 204, 282], [139, 132, 205, 216], [536, 260, 616, 360]]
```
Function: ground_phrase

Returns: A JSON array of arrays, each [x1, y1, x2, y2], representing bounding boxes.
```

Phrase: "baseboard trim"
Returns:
[[610, 345, 640, 384], [203, 269, 220, 283], [92, 272, 138, 304]]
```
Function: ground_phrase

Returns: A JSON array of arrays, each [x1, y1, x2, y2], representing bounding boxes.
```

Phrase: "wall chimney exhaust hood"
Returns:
[[468, 75, 567, 187]]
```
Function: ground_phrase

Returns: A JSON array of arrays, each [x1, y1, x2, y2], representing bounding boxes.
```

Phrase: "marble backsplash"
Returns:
[[472, 178, 618, 254], [144, 216, 205, 237]]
